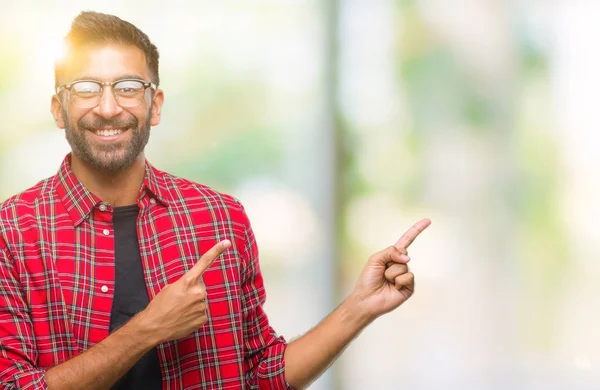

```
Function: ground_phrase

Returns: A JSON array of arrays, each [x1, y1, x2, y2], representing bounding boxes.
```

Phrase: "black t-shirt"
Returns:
[[109, 205, 162, 390]]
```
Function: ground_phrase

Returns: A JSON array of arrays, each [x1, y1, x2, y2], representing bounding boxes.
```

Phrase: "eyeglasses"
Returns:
[[56, 79, 157, 109]]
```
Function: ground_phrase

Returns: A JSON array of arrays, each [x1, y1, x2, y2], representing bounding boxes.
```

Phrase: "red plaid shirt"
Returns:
[[0, 155, 291, 389]]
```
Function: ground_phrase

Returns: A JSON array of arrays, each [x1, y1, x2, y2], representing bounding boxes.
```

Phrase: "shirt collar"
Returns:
[[142, 160, 171, 207], [54, 154, 171, 227]]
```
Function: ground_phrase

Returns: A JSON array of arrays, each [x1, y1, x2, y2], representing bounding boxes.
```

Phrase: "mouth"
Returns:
[[89, 127, 129, 141]]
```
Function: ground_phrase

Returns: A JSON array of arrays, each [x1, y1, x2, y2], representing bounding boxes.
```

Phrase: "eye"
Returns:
[[71, 81, 100, 95], [114, 80, 144, 95]]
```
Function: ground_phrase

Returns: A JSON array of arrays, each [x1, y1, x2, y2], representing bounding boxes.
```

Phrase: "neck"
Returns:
[[70, 153, 146, 207]]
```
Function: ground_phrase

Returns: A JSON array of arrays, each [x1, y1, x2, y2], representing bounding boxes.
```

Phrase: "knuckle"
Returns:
[[199, 253, 212, 263], [207, 247, 221, 258], [395, 271, 413, 283], [181, 274, 196, 286], [390, 245, 406, 255]]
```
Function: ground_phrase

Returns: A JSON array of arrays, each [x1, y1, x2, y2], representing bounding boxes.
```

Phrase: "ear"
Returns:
[[51, 95, 66, 129], [150, 89, 164, 127]]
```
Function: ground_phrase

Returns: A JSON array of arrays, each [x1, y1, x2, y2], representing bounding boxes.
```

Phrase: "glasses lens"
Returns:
[[70, 81, 102, 108], [114, 80, 145, 107]]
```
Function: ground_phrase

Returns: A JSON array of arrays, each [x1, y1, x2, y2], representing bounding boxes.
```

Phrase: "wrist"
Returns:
[[127, 309, 162, 348], [342, 292, 376, 330]]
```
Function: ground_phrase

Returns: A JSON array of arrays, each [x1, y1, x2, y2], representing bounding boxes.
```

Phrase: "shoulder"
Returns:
[[0, 177, 56, 225], [151, 167, 249, 222], [0, 176, 56, 246]]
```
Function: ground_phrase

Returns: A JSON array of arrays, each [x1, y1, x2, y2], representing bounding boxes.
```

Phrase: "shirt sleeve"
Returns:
[[0, 241, 48, 389], [237, 203, 293, 390]]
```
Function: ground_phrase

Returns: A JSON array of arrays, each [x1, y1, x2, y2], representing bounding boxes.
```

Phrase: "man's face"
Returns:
[[51, 43, 164, 173]]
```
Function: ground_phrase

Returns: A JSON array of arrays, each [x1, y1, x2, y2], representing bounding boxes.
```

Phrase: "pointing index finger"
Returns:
[[187, 239, 231, 280], [395, 218, 431, 250]]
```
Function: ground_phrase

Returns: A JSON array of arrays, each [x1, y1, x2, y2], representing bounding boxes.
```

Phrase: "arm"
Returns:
[[283, 294, 371, 390], [0, 244, 48, 389], [283, 219, 431, 389], [235, 204, 290, 389], [44, 316, 157, 390], [0, 240, 230, 390]]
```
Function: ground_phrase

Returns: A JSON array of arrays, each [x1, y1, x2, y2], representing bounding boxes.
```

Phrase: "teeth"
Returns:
[[95, 129, 123, 137]]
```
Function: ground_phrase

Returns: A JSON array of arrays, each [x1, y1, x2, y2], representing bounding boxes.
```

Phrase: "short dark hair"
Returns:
[[55, 11, 160, 88]]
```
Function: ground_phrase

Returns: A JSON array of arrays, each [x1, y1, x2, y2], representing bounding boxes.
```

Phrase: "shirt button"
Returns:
[[150, 198, 156, 205], [103, 229, 110, 236], [101, 285, 108, 293], [99, 204, 107, 212]]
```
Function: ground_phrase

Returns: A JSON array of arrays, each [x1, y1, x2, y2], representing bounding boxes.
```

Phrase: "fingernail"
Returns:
[[222, 239, 231, 248], [400, 254, 410, 262]]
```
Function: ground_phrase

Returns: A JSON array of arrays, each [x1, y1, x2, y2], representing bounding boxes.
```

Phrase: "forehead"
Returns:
[[63, 43, 149, 82]]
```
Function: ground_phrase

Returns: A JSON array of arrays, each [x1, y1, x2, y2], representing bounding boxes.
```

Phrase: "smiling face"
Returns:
[[51, 43, 164, 173]]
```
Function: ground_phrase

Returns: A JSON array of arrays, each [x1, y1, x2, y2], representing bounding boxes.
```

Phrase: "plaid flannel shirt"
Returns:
[[0, 155, 291, 389]]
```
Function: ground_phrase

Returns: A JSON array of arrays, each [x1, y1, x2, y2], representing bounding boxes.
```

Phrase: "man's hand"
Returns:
[[351, 218, 431, 320], [44, 239, 232, 390], [283, 218, 431, 388], [135, 239, 231, 343]]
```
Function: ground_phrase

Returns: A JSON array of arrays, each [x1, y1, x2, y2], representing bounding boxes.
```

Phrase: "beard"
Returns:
[[63, 106, 151, 174]]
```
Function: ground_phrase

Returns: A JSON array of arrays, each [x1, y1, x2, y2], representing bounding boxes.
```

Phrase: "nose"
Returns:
[[93, 86, 124, 119]]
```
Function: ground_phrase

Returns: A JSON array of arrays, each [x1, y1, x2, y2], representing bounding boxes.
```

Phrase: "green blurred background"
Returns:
[[1, 1, 597, 389]]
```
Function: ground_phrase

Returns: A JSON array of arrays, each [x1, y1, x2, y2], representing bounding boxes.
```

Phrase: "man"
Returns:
[[0, 11, 430, 390]]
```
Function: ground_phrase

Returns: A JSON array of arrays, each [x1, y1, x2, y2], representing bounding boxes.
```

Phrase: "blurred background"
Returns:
[[1, 0, 598, 389]]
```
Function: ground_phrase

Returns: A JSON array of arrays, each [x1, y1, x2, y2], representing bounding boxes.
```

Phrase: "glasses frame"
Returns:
[[55, 78, 158, 108]]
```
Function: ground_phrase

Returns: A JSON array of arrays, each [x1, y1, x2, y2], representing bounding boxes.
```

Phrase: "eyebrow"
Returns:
[[71, 74, 147, 82]]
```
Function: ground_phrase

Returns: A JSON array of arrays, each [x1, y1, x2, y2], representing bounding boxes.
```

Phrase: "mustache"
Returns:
[[78, 117, 138, 131]]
